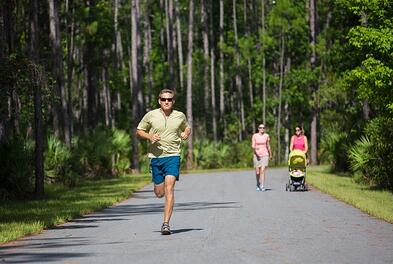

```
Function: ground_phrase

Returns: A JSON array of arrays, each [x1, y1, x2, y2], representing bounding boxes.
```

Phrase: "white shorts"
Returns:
[[253, 155, 269, 168]]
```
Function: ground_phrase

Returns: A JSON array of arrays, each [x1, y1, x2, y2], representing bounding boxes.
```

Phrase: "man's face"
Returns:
[[158, 92, 175, 111]]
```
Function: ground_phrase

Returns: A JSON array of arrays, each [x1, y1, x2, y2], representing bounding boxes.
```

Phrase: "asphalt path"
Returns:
[[1, 168, 393, 264]]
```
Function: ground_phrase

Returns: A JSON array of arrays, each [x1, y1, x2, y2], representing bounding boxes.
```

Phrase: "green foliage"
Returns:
[[44, 136, 79, 187], [348, 136, 373, 183], [346, 57, 393, 115], [110, 129, 132, 175], [182, 139, 252, 170], [193, 139, 231, 169], [0, 138, 34, 200], [348, 117, 393, 190], [74, 127, 131, 178]]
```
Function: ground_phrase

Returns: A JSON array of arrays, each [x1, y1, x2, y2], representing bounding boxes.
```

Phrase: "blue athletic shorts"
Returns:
[[150, 156, 180, 185]]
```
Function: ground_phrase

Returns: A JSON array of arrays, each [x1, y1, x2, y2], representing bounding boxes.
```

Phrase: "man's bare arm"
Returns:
[[180, 127, 191, 140], [136, 129, 160, 143]]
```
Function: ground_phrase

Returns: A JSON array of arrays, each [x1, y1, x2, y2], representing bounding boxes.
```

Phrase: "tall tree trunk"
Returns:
[[1, 0, 15, 57], [284, 57, 291, 162], [201, 0, 210, 132], [210, 0, 217, 142], [359, 11, 371, 121], [82, 67, 88, 133], [49, 0, 71, 146], [233, 0, 245, 140], [243, 0, 255, 132], [113, 0, 121, 119], [261, 0, 266, 125], [165, 0, 175, 89], [143, 2, 153, 111], [186, 0, 194, 170], [84, 0, 97, 129], [0, 4, 5, 58], [4, 2, 23, 139], [174, 0, 184, 92], [102, 66, 112, 127], [131, 0, 142, 172], [284, 102, 289, 161], [114, 0, 126, 113], [277, 33, 284, 164], [49, 1, 61, 140], [0, 2, 11, 141], [29, 0, 44, 197], [219, 0, 225, 120], [160, 0, 165, 54], [309, 0, 318, 164], [65, 0, 74, 141]]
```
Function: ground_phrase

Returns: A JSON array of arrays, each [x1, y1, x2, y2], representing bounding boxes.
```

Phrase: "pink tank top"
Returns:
[[292, 135, 306, 151], [252, 133, 269, 157]]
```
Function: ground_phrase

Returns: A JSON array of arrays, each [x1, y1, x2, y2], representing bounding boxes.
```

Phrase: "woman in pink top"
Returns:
[[252, 124, 272, 191], [290, 126, 308, 153]]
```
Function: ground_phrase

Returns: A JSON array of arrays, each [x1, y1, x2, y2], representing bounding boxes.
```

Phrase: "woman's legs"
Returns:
[[260, 166, 266, 188], [256, 166, 266, 190], [255, 167, 261, 188]]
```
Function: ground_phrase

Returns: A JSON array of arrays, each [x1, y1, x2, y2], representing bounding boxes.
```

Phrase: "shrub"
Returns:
[[231, 141, 252, 168], [320, 132, 350, 171], [110, 129, 131, 175], [0, 138, 34, 200], [193, 139, 231, 169], [44, 136, 80, 186], [182, 139, 252, 169], [75, 127, 131, 178], [348, 117, 393, 190], [348, 136, 374, 184]]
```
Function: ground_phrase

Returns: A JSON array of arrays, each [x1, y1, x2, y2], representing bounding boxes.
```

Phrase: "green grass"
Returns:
[[307, 165, 393, 223], [0, 174, 150, 244]]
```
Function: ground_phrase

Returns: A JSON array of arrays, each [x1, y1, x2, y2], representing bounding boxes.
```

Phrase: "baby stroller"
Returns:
[[286, 150, 308, 192]]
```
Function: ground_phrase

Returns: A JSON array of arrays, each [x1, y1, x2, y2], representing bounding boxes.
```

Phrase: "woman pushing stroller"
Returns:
[[286, 126, 309, 191]]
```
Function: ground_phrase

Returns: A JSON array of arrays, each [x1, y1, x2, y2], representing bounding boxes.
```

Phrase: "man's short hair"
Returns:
[[159, 89, 176, 99]]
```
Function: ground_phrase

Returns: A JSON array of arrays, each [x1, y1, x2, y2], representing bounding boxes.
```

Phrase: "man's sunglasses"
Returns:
[[160, 97, 173, 102]]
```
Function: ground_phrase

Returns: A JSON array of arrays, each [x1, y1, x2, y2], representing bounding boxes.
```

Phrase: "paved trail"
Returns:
[[1, 168, 393, 264]]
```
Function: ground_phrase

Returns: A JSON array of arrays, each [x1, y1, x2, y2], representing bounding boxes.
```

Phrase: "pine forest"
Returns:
[[1, 0, 392, 199]]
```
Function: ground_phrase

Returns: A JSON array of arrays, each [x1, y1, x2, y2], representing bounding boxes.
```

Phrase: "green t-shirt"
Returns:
[[137, 108, 189, 158]]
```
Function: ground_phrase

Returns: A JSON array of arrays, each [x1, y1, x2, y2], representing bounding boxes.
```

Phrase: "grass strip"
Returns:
[[307, 166, 393, 223], [0, 174, 150, 244]]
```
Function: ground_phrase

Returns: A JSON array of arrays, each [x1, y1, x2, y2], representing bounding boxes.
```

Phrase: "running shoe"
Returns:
[[161, 222, 171, 235], [256, 186, 261, 191]]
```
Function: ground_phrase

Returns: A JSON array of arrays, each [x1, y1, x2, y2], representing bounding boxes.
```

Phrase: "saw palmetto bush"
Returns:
[[110, 128, 131, 175], [184, 139, 252, 169], [349, 117, 393, 190], [348, 136, 374, 184], [44, 136, 81, 187], [193, 139, 231, 169], [75, 127, 131, 178], [320, 132, 350, 171]]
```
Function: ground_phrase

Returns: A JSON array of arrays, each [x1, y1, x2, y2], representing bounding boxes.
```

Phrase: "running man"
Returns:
[[136, 89, 191, 235], [251, 124, 272, 191]]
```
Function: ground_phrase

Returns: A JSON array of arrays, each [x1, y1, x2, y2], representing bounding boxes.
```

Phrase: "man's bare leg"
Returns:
[[163, 175, 176, 224], [154, 183, 165, 198]]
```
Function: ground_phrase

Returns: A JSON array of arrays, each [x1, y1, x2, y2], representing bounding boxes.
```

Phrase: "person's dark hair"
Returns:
[[295, 126, 304, 135], [159, 89, 176, 99]]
